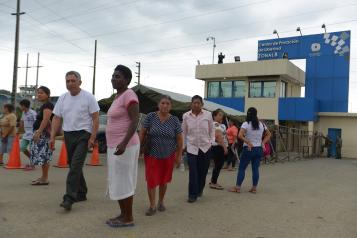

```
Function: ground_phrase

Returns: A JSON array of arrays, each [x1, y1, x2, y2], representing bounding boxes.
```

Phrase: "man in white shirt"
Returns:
[[19, 99, 37, 170], [50, 71, 99, 211]]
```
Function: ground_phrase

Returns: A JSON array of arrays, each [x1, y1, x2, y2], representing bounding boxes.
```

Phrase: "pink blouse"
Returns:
[[106, 89, 140, 148]]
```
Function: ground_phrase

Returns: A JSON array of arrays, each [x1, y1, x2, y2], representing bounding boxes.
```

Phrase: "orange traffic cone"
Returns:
[[53, 141, 68, 168], [87, 143, 102, 166], [5, 135, 23, 169]]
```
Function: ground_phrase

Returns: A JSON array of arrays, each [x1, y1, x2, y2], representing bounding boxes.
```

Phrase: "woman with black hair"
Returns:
[[229, 107, 271, 193], [30, 86, 54, 185], [105, 65, 140, 228], [209, 109, 228, 190]]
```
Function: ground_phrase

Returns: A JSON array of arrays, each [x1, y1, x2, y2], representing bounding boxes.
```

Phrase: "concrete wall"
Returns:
[[315, 113, 357, 159], [196, 59, 305, 85], [245, 98, 278, 122]]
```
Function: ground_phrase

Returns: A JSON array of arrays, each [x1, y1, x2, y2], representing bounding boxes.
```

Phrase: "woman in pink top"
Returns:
[[105, 65, 140, 228]]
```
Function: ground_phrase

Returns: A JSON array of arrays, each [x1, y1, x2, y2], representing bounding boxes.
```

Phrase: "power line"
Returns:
[[24, 13, 90, 53], [12, 0, 357, 55], [31, 0, 93, 37], [71, 0, 273, 41]]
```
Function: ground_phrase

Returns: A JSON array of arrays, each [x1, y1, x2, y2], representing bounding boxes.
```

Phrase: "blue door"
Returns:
[[327, 128, 342, 158]]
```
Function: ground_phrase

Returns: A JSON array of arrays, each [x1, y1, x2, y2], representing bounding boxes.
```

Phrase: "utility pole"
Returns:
[[92, 40, 97, 95], [25, 53, 29, 87], [135, 61, 141, 85], [11, 0, 25, 106], [18, 53, 31, 86], [35, 52, 43, 89]]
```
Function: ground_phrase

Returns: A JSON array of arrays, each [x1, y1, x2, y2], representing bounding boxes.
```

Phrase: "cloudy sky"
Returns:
[[0, 0, 356, 111]]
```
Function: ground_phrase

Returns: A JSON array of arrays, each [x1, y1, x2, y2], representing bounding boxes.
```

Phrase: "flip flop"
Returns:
[[249, 188, 257, 194], [145, 207, 156, 216], [106, 219, 135, 228], [106, 215, 123, 224], [209, 183, 224, 190], [31, 180, 49, 186], [157, 203, 166, 212], [228, 187, 241, 193]]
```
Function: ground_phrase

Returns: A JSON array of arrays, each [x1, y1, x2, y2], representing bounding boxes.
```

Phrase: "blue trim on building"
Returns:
[[205, 97, 245, 112], [279, 98, 318, 121]]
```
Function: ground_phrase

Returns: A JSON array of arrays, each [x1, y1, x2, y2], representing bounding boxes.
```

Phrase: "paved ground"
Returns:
[[1, 143, 357, 238]]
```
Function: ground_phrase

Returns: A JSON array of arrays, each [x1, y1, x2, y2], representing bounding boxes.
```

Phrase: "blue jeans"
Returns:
[[236, 146, 263, 187], [187, 149, 211, 199], [0, 136, 14, 154]]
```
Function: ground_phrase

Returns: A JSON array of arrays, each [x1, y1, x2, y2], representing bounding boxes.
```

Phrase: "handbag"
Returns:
[[142, 128, 151, 155]]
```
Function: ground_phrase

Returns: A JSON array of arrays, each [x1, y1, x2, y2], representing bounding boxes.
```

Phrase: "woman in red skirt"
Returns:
[[140, 95, 183, 216]]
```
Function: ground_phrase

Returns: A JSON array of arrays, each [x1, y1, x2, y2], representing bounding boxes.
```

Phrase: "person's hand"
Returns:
[[262, 143, 266, 153], [114, 142, 127, 156], [49, 137, 56, 151], [224, 147, 228, 155], [247, 142, 253, 151], [88, 137, 96, 149], [175, 153, 182, 168], [33, 130, 41, 143]]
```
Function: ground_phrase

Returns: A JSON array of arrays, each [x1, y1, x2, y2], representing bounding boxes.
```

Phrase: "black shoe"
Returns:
[[76, 196, 87, 202], [60, 200, 72, 211], [187, 197, 197, 203]]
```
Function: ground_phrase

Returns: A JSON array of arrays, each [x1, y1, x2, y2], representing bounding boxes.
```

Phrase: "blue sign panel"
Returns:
[[258, 31, 350, 120]]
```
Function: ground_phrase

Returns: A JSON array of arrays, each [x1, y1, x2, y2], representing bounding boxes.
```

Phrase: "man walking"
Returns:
[[50, 71, 99, 211], [19, 99, 37, 170]]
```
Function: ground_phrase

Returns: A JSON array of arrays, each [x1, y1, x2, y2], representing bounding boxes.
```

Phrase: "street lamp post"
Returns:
[[206, 36, 216, 64]]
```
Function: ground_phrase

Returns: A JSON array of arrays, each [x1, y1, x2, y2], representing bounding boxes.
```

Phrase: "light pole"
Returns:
[[206, 36, 216, 64]]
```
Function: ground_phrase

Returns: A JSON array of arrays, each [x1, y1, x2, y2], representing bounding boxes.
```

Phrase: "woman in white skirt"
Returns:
[[105, 65, 140, 228]]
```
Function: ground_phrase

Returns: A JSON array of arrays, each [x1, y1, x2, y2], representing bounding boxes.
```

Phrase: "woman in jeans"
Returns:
[[229, 107, 271, 193], [0, 104, 17, 165]]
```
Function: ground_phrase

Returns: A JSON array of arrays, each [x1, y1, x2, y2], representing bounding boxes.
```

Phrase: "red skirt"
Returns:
[[144, 153, 175, 189]]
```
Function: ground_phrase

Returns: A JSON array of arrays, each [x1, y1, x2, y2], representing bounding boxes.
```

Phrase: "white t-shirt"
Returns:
[[21, 109, 37, 140], [212, 122, 228, 147], [241, 121, 266, 147], [53, 89, 100, 133]]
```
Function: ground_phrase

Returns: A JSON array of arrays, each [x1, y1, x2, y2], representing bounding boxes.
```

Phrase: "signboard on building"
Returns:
[[258, 31, 351, 117]]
